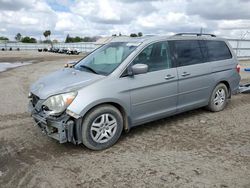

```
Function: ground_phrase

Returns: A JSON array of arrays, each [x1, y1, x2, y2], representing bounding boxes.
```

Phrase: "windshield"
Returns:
[[75, 42, 139, 75]]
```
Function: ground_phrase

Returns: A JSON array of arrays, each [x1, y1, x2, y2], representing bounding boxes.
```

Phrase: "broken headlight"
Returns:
[[42, 92, 77, 115]]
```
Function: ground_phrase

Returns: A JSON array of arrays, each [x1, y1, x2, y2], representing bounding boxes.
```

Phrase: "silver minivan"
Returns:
[[29, 33, 241, 150]]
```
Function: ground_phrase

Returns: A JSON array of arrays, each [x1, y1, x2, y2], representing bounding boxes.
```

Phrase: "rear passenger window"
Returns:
[[173, 40, 205, 66], [206, 41, 232, 61]]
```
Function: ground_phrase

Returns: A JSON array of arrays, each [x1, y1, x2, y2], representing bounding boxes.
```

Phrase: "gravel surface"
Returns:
[[0, 51, 250, 188]]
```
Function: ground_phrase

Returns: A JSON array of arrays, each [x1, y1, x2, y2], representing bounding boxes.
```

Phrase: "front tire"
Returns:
[[81, 105, 123, 150], [207, 83, 229, 112]]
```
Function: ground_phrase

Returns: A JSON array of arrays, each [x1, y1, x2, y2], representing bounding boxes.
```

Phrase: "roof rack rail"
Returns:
[[174, 33, 216, 37]]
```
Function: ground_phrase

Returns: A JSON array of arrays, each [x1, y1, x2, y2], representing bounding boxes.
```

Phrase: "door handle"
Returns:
[[165, 74, 175, 80], [181, 72, 191, 77]]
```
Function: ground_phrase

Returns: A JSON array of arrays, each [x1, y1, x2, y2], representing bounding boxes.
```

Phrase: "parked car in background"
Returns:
[[38, 47, 80, 55], [29, 33, 241, 150], [43, 48, 48, 52], [67, 48, 80, 55]]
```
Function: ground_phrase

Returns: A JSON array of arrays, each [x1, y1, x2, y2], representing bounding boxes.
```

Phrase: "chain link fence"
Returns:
[[0, 41, 98, 52], [1, 39, 250, 59]]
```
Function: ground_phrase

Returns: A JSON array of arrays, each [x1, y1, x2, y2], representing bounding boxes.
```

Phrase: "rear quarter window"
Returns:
[[206, 40, 232, 61]]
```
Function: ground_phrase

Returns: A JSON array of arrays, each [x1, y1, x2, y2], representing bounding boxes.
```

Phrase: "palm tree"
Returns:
[[43, 30, 51, 40], [15, 33, 22, 41]]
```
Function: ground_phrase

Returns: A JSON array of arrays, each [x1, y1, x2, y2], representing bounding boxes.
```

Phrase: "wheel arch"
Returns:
[[219, 80, 231, 98], [80, 101, 131, 132]]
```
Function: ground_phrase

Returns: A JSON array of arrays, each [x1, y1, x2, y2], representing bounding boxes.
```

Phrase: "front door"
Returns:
[[128, 41, 178, 125]]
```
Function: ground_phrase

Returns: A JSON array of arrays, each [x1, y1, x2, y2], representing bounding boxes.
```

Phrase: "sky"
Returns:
[[0, 0, 250, 41]]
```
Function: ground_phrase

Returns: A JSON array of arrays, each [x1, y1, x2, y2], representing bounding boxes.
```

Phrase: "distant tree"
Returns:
[[65, 35, 97, 43], [43, 30, 51, 40], [138, 32, 143, 37], [15, 33, 22, 41], [21, 36, 37, 43], [74, 36, 83, 42], [111, 33, 122, 37], [48, 30, 51, 37], [52, 39, 58, 43], [0, 36, 9, 41], [82, 37, 91, 42], [30, 37, 37, 43], [65, 34, 72, 43], [130, 33, 138, 37], [43, 31, 47, 39]]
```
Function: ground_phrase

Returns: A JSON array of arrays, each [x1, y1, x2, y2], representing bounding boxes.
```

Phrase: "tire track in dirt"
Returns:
[[0, 112, 30, 123]]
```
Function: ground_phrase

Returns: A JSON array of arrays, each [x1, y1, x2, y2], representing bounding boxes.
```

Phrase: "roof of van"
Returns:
[[110, 34, 225, 44]]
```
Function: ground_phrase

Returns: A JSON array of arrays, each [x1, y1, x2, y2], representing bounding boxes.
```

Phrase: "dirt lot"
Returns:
[[0, 51, 250, 188]]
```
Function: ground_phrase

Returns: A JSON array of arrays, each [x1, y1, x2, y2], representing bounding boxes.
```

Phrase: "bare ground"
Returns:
[[0, 51, 250, 188]]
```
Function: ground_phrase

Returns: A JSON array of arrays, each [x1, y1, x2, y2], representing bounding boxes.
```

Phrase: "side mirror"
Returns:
[[64, 62, 76, 68], [130, 64, 148, 75]]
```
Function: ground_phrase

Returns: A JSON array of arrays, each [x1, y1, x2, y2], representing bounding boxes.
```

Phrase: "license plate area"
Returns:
[[32, 113, 68, 143]]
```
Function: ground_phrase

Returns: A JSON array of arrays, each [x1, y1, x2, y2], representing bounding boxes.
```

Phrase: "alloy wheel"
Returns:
[[90, 113, 117, 144], [213, 88, 226, 107]]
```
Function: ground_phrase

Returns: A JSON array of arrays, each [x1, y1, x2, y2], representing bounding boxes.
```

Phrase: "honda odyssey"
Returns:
[[29, 33, 241, 150]]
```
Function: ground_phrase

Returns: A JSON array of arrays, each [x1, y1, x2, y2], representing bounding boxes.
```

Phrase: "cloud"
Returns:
[[0, 0, 250, 40], [186, 0, 250, 20], [0, 0, 57, 39], [55, 12, 87, 33], [117, 0, 161, 3], [0, 0, 34, 10], [219, 20, 250, 30], [70, 0, 157, 25]]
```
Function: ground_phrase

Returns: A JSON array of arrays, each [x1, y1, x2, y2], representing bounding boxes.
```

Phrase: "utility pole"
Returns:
[[200, 27, 203, 35], [236, 30, 249, 57], [4, 40, 7, 50]]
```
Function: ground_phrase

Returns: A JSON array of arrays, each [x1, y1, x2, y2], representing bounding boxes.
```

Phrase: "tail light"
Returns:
[[236, 64, 240, 73]]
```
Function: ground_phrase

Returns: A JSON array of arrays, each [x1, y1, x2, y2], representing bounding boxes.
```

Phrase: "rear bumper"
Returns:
[[28, 101, 77, 144]]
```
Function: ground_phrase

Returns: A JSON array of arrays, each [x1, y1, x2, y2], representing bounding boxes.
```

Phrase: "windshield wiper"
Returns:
[[80, 65, 98, 74]]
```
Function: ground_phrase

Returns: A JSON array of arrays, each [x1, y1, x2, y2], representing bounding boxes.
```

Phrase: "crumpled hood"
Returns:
[[30, 68, 105, 99]]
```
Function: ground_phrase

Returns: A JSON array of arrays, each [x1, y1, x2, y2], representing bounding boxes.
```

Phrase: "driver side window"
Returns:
[[132, 41, 172, 72]]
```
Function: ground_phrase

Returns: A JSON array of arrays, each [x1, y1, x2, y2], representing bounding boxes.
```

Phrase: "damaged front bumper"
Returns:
[[28, 100, 82, 144]]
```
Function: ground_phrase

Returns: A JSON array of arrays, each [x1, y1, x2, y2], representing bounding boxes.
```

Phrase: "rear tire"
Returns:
[[207, 83, 229, 112], [81, 105, 123, 150]]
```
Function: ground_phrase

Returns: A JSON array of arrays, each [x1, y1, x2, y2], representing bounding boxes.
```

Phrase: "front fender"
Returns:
[[67, 74, 131, 128], [67, 88, 131, 121], [82, 98, 129, 118]]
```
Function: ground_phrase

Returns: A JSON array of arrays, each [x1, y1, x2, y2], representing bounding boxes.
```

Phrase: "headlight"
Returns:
[[43, 92, 77, 115]]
